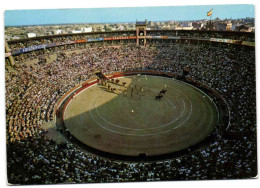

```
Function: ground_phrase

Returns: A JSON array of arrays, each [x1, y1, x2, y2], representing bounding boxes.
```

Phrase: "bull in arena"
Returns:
[[122, 81, 126, 86], [115, 79, 120, 84], [155, 94, 163, 100]]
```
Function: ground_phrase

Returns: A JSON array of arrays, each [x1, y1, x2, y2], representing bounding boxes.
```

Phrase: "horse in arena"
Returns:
[[160, 89, 167, 94]]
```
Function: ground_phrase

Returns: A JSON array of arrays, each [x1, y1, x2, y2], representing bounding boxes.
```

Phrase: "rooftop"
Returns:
[[136, 20, 148, 26]]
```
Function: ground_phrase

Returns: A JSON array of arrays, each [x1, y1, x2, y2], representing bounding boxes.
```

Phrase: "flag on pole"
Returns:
[[207, 9, 213, 17]]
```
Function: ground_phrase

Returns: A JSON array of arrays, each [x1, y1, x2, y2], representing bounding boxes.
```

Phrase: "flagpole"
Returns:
[[207, 9, 213, 30], [210, 11, 212, 30], [209, 9, 213, 30]]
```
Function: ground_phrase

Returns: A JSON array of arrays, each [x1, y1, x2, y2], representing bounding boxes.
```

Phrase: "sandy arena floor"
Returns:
[[64, 75, 218, 156]]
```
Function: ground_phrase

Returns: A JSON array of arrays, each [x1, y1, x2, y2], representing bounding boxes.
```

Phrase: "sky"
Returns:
[[5, 4, 254, 26]]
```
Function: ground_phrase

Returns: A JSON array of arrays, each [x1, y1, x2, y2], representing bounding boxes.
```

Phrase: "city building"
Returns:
[[27, 33, 37, 38]]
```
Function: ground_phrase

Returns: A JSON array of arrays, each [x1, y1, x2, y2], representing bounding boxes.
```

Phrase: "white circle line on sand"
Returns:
[[88, 81, 194, 136], [66, 75, 216, 137], [64, 83, 96, 122], [88, 88, 193, 136], [92, 77, 186, 127], [92, 85, 187, 131], [175, 79, 219, 123]]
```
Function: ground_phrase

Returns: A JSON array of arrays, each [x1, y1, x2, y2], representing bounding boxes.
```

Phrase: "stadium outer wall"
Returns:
[[54, 70, 230, 162]]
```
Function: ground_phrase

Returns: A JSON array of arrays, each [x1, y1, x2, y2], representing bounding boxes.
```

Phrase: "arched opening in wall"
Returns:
[[139, 30, 144, 36]]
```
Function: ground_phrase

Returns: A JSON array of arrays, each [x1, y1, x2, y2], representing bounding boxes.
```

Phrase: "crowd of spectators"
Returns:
[[7, 30, 254, 54], [147, 30, 255, 41], [11, 40, 137, 63], [6, 39, 256, 184], [7, 32, 136, 51]]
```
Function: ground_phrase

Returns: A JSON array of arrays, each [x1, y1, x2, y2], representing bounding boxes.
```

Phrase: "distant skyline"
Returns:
[[5, 4, 254, 26]]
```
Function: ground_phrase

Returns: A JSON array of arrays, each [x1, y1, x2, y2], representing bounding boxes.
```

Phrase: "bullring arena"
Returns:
[[62, 73, 218, 157], [5, 20, 256, 184]]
